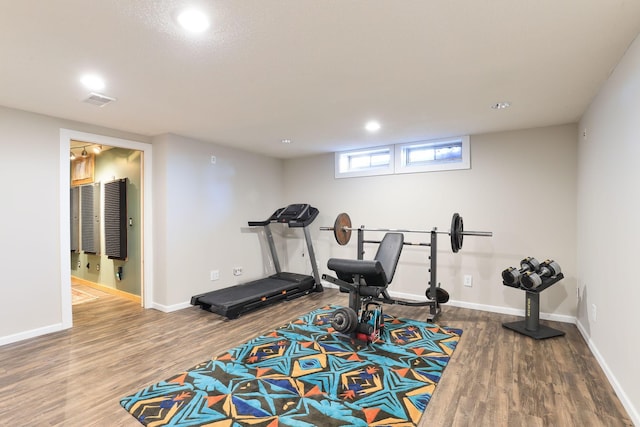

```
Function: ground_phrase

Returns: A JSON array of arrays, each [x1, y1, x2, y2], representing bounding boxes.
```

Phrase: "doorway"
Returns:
[[59, 129, 153, 329], [70, 142, 143, 303]]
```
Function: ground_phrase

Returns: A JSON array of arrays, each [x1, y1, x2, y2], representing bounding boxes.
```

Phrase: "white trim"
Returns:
[[59, 129, 154, 331], [152, 301, 192, 313], [576, 320, 640, 426], [322, 284, 577, 324], [445, 298, 576, 324], [60, 141, 73, 329], [387, 289, 577, 324], [334, 145, 394, 179], [0, 323, 65, 347], [324, 282, 640, 423]]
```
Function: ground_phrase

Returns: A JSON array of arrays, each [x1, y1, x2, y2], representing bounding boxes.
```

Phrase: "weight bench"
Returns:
[[322, 233, 404, 341]]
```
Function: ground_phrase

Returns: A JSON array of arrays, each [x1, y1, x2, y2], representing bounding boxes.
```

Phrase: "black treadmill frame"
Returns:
[[191, 204, 323, 319]]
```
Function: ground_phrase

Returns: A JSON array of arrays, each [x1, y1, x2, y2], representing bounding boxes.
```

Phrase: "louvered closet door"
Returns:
[[80, 183, 101, 254], [104, 178, 127, 260]]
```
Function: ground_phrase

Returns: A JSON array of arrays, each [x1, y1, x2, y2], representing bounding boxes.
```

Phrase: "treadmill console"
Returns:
[[275, 203, 309, 221], [248, 204, 319, 228]]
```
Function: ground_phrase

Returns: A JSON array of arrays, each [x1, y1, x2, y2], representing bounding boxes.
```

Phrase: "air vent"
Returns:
[[83, 92, 116, 107]]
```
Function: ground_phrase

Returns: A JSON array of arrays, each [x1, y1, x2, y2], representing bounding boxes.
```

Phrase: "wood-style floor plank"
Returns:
[[0, 286, 632, 426]]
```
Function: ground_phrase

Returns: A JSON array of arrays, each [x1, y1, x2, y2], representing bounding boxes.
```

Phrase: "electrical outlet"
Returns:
[[464, 275, 473, 287], [210, 270, 219, 281], [233, 267, 243, 276], [96, 263, 100, 271], [210, 155, 217, 164], [591, 304, 597, 322]]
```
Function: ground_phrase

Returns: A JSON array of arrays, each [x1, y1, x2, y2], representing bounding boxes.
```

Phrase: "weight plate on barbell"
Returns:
[[330, 306, 358, 333], [426, 287, 450, 304], [451, 213, 464, 253], [334, 212, 352, 246]]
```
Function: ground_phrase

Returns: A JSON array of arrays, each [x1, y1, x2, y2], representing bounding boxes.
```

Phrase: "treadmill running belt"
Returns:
[[192, 273, 316, 319]]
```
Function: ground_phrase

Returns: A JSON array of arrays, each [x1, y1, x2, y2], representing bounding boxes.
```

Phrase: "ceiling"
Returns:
[[2, 1, 640, 159]]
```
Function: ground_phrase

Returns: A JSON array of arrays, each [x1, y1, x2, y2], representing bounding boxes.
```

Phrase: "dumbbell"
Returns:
[[502, 257, 540, 286], [520, 259, 561, 289]]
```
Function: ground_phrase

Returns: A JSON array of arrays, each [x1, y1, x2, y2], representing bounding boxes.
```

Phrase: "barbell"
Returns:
[[320, 212, 492, 252]]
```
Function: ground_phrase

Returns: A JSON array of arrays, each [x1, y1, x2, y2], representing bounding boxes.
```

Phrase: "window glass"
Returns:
[[335, 146, 393, 178], [335, 136, 469, 178]]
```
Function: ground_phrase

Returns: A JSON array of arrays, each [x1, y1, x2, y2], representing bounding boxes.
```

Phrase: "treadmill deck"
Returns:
[[191, 272, 317, 319]]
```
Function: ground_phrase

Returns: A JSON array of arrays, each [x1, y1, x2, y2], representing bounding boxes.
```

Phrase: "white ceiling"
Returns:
[[2, 1, 640, 159]]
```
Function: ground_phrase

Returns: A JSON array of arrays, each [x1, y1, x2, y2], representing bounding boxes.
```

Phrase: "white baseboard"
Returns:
[[0, 323, 67, 347], [152, 301, 192, 313], [576, 320, 639, 426], [385, 288, 576, 324], [331, 282, 637, 424], [4, 283, 636, 426]]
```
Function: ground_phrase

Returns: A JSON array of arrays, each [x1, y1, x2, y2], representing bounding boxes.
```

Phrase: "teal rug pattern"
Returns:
[[120, 305, 462, 426]]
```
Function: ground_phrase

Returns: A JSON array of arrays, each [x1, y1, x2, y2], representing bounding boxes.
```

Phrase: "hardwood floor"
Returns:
[[0, 286, 632, 426]]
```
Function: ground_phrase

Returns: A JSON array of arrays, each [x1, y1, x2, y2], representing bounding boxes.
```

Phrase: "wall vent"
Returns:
[[83, 92, 116, 107]]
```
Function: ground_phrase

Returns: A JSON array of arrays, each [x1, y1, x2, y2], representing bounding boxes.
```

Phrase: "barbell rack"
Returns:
[[320, 212, 493, 321]]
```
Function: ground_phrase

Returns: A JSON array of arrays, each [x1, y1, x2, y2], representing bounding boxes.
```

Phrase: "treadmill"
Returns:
[[190, 203, 324, 319]]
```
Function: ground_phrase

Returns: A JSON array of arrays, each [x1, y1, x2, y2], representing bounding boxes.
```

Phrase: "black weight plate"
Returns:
[[451, 213, 464, 253], [330, 307, 358, 333], [426, 287, 450, 304]]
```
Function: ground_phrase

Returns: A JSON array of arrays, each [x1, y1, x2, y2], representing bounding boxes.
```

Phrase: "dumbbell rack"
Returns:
[[502, 273, 565, 339]]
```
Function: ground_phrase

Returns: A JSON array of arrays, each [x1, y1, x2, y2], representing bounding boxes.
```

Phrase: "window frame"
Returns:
[[334, 136, 470, 179], [334, 145, 394, 178], [394, 136, 470, 174]]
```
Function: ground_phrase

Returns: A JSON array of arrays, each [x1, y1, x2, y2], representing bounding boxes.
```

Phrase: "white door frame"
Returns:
[[59, 129, 153, 328]]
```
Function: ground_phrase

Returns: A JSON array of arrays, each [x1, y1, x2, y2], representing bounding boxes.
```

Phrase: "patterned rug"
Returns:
[[120, 305, 462, 426]]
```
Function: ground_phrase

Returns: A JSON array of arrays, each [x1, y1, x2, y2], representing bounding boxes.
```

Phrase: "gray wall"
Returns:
[[151, 133, 285, 308], [0, 105, 148, 340], [283, 124, 578, 318], [577, 34, 640, 422], [1, 34, 639, 419]]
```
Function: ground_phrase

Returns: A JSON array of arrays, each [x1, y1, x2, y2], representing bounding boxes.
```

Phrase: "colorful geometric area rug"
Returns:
[[120, 305, 462, 426]]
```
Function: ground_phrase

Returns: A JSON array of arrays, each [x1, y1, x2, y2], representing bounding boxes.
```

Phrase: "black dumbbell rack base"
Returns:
[[502, 319, 565, 340], [502, 273, 566, 340]]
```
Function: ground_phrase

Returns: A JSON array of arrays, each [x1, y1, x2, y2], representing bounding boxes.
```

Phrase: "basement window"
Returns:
[[335, 136, 470, 178], [395, 136, 470, 174], [335, 145, 394, 178]]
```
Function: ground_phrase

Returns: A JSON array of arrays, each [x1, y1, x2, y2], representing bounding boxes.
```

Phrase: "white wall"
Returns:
[[151, 133, 285, 309], [0, 106, 149, 342], [577, 34, 640, 424], [0, 107, 286, 342], [283, 124, 578, 319]]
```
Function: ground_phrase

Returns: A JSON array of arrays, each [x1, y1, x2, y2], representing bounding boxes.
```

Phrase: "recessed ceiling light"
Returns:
[[365, 120, 381, 132], [281, 139, 292, 144], [491, 101, 511, 109], [80, 74, 105, 91], [177, 9, 209, 33]]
